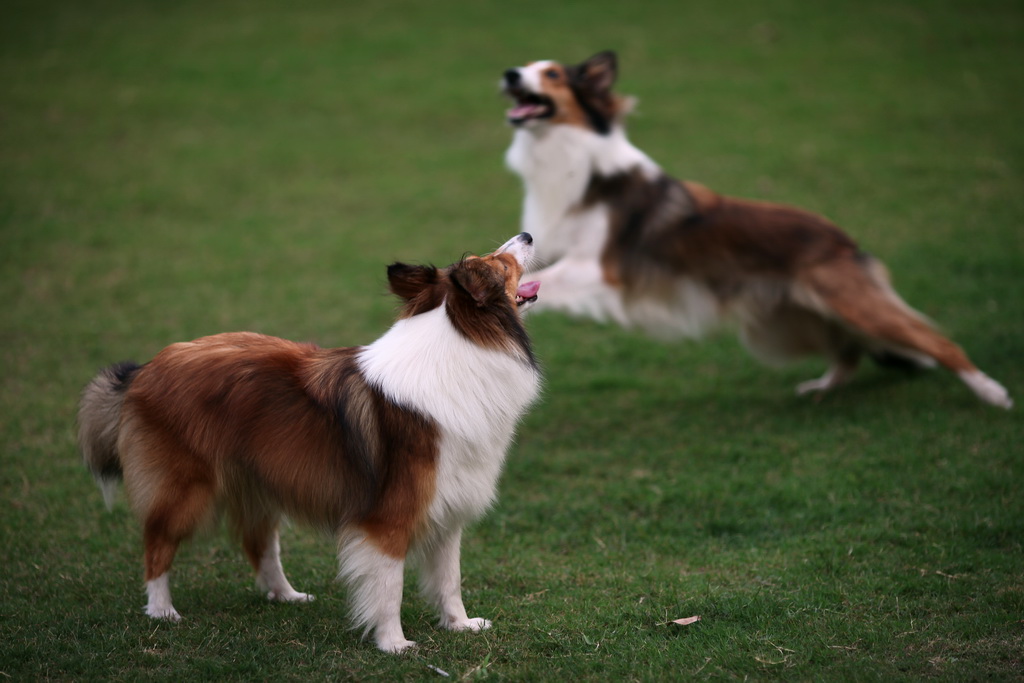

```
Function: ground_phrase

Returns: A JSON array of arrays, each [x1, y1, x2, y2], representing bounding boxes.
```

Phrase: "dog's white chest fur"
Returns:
[[358, 306, 540, 522], [505, 125, 720, 337], [505, 125, 658, 264]]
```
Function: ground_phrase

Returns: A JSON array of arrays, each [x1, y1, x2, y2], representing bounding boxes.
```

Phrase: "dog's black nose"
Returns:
[[504, 69, 521, 86], [520, 232, 533, 245]]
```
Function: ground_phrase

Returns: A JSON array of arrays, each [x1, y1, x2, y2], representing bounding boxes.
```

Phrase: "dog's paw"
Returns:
[[795, 377, 831, 396], [377, 638, 417, 654], [267, 589, 315, 603], [447, 617, 492, 632], [145, 605, 182, 622]]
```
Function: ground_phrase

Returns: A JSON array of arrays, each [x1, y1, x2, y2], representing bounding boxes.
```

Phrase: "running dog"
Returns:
[[501, 51, 1010, 408]]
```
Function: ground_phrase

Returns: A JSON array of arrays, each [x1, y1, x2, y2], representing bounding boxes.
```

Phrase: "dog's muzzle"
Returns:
[[496, 233, 540, 308], [503, 70, 555, 126]]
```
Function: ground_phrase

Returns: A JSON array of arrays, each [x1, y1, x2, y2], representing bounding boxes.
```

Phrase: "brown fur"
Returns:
[[590, 168, 982, 381], [116, 333, 437, 578]]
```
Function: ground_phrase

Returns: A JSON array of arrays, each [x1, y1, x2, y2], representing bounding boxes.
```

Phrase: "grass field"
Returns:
[[2, 0, 1023, 679]]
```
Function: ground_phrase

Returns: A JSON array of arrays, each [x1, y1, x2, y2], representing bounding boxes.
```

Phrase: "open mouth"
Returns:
[[515, 280, 540, 307], [504, 87, 555, 125]]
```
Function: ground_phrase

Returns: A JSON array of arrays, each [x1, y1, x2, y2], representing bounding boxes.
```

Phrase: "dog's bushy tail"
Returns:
[[78, 361, 141, 508]]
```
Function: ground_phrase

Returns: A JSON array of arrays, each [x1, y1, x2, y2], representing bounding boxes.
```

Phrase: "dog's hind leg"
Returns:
[[242, 519, 314, 604], [801, 258, 1012, 408], [795, 344, 863, 397], [140, 475, 216, 621], [794, 322, 866, 396], [739, 300, 865, 396]]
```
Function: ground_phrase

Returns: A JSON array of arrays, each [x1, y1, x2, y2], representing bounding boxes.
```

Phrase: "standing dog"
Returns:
[[501, 51, 1011, 408], [78, 233, 542, 653]]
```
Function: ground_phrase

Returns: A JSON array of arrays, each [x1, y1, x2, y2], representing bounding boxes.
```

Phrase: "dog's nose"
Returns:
[[519, 232, 533, 245], [504, 69, 521, 86]]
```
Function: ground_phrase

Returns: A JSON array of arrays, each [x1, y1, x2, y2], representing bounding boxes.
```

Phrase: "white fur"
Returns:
[[359, 307, 539, 446], [336, 528, 413, 653], [506, 124, 658, 264], [98, 478, 119, 511], [522, 256, 723, 340], [257, 529, 314, 603], [796, 364, 858, 396], [495, 230, 537, 272], [335, 525, 494, 653], [518, 257, 626, 325], [348, 311, 537, 651], [145, 574, 180, 621], [503, 123, 724, 338], [515, 60, 555, 94], [141, 531, 312, 626], [347, 236, 540, 651], [958, 370, 1013, 408], [416, 526, 490, 632], [359, 305, 538, 530]]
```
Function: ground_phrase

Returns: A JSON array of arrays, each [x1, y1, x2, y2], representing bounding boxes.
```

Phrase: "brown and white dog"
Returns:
[[78, 233, 542, 653], [502, 51, 1011, 408]]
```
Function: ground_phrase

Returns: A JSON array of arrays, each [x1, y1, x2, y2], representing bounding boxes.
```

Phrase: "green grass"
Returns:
[[3, 0, 1023, 679]]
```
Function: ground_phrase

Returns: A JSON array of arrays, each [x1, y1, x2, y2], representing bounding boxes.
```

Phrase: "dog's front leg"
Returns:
[[419, 527, 491, 632], [337, 529, 415, 653], [525, 257, 629, 326]]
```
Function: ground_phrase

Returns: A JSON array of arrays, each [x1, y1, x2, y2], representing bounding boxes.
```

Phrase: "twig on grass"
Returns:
[[692, 657, 712, 675]]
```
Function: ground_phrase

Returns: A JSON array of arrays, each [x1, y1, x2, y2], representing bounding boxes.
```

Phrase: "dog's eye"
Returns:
[[544, 68, 559, 80]]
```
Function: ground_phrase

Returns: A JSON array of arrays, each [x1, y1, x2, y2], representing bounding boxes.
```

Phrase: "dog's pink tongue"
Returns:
[[517, 280, 540, 299], [508, 104, 542, 119]]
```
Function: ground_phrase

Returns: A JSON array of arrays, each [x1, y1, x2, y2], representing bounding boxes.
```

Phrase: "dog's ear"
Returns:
[[576, 50, 617, 93], [449, 260, 498, 308], [387, 263, 438, 300]]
